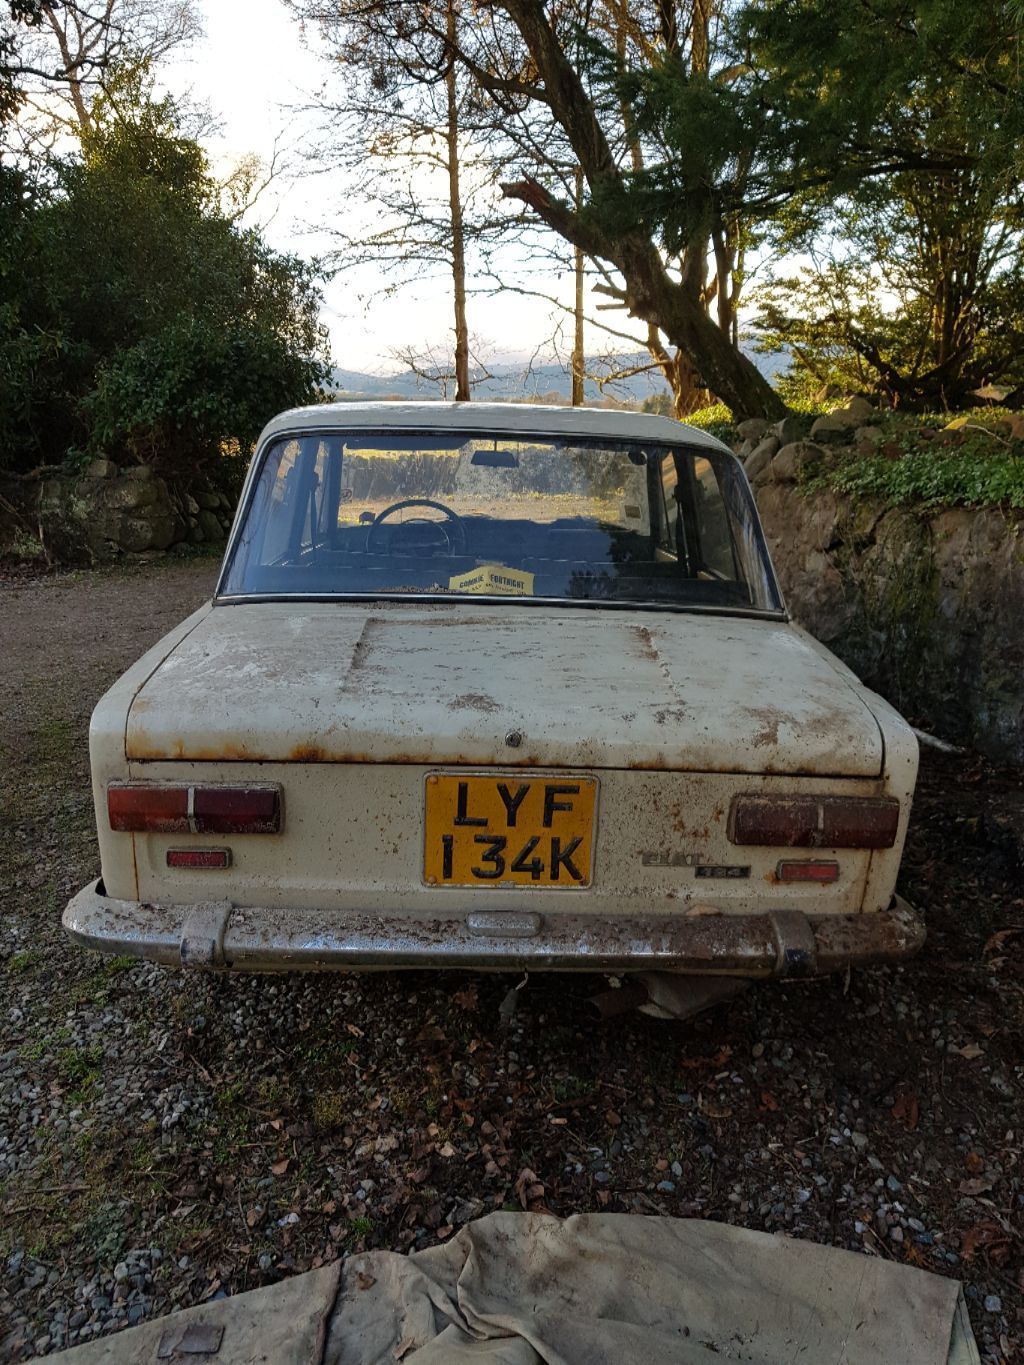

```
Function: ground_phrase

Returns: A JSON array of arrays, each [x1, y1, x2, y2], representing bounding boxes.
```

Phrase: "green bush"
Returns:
[[822, 445, 1024, 510], [86, 316, 324, 476], [678, 402, 736, 445], [0, 93, 328, 479], [805, 416, 1024, 510]]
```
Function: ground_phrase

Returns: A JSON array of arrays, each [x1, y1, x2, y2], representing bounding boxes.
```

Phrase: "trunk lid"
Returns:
[[125, 602, 883, 777]]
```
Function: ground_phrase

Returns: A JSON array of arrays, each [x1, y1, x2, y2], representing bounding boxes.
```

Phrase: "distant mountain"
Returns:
[[328, 345, 788, 406]]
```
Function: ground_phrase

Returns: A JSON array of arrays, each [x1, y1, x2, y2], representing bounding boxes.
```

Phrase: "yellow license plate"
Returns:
[[424, 772, 598, 888]]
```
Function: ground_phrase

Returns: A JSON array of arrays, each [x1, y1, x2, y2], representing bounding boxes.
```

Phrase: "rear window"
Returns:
[[219, 429, 782, 613]]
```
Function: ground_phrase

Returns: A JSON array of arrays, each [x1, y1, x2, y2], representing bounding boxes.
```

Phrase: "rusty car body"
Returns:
[[64, 402, 923, 1015]]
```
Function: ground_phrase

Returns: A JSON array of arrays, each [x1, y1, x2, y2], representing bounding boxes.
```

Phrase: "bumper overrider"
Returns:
[[63, 880, 924, 977]]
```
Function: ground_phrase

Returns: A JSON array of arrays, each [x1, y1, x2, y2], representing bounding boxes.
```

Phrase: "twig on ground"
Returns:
[[912, 727, 965, 755]]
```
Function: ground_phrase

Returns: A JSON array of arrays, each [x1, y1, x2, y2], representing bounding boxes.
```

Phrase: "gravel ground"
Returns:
[[0, 558, 1022, 1363]]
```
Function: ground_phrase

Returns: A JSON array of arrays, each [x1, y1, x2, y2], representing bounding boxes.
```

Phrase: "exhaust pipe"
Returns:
[[591, 973, 750, 1021]]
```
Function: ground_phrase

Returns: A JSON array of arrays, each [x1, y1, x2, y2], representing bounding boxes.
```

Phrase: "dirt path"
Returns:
[[1, 561, 1021, 1362]]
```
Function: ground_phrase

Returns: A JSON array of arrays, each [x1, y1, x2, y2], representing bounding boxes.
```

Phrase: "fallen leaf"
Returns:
[[964, 1152, 985, 1175], [680, 1046, 732, 1071], [453, 984, 479, 1012], [958, 1177, 994, 1196], [514, 1167, 543, 1209], [438, 1142, 456, 1158], [245, 1208, 260, 1228], [891, 1090, 919, 1130], [983, 927, 1024, 955], [961, 1220, 1011, 1263], [271, 1157, 290, 1176], [269, 1118, 284, 1132], [956, 1043, 984, 1060], [346, 1022, 365, 1038], [759, 1090, 779, 1112], [605, 1110, 622, 1127], [356, 1271, 376, 1291]]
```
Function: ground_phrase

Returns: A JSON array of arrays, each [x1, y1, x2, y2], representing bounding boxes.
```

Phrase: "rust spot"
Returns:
[[348, 619, 377, 670], [745, 706, 783, 749], [129, 736, 258, 761], [632, 625, 659, 662], [289, 744, 329, 763], [450, 692, 501, 713], [654, 706, 688, 726]]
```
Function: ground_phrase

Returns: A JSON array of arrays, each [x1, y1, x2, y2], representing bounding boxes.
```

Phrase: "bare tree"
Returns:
[[288, 0, 513, 399], [12, 0, 201, 144], [570, 164, 584, 405], [289, 0, 782, 417], [390, 333, 496, 398], [444, 0, 469, 399]]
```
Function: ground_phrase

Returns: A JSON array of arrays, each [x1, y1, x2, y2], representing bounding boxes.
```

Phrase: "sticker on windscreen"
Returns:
[[449, 564, 535, 596]]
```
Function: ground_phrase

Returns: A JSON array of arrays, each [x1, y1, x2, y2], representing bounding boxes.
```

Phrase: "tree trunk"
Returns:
[[571, 167, 585, 406], [446, 0, 470, 402], [669, 355, 711, 418], [44, 3, 92, 134]]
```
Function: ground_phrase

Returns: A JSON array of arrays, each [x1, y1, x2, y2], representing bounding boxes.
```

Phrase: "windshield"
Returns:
[[219, 429, 782, 613]]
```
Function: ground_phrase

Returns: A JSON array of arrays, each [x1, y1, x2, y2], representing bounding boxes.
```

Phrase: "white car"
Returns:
[[64, 402, 923, 1017]]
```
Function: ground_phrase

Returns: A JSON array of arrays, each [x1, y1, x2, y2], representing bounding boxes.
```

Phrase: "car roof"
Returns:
[[258, 400, 731, 453]]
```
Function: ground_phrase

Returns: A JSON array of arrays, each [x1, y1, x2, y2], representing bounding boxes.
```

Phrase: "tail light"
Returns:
[[108, 784, 281, 834], [729, 795, 899, 849]]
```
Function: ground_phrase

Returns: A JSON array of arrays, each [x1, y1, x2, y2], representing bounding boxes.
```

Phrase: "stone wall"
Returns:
[[736, 409, 1024, 763], [32, 460, 234, 559]]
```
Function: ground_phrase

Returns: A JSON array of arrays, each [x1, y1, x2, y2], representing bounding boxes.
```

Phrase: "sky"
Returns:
[[161, 0, 582, 374]]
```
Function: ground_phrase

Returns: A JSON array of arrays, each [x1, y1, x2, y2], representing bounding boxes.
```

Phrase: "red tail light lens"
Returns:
[[108, 785, 189, 833], [108, 784, 281, 834], [192, 786, 280, 833], [729, 795, 899, 849], [777, 859, 840, 884]]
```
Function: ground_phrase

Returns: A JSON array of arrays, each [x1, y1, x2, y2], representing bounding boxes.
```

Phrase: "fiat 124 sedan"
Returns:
[[63, 402, 923, 1017]]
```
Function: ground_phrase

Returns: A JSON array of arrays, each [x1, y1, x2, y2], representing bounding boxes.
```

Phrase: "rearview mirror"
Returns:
[[471, 448, 519, 469]]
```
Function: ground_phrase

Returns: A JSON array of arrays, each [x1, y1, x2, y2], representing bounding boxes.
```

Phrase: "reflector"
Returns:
[[729, 795, 899, 849], [777, 859, 840, 884], [167, 848, 231, 869]]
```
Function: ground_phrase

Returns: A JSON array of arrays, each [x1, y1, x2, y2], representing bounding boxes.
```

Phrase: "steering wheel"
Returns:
[[366, 498, 467, 557]]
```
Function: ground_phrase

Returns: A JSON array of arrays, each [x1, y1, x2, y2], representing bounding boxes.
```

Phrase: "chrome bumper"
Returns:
[[63, 880, 924, 977]]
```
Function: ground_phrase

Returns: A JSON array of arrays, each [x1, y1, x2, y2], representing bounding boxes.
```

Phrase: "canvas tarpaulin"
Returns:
[[43, 1213, 979, 1364]]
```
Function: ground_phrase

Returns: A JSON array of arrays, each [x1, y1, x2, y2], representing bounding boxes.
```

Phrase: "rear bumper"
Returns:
[[63, 880, 924, 977]]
